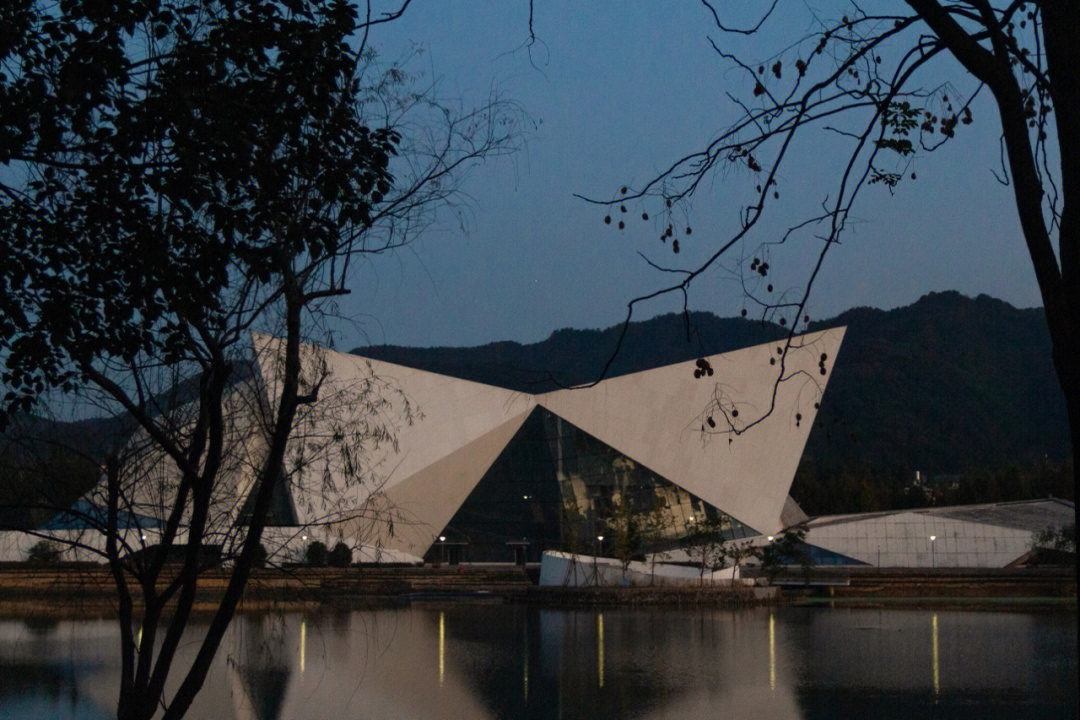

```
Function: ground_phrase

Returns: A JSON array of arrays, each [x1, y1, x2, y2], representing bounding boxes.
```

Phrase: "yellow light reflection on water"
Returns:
[[769, 612, 776, 691], [439, 611, 445, 687], [300, 619, 306, 673], [597, 613, 605, 688], [932, 613, 939, 695]]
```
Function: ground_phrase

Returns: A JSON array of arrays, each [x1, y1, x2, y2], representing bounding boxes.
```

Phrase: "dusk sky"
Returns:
[[337, 1, 1044, 350]]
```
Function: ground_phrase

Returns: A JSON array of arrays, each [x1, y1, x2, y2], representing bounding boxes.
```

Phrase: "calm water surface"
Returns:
[[0, 605, 1075, 719]]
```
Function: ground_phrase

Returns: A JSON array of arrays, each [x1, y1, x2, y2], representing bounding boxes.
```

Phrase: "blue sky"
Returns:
[[336, 1, 1043, 349]]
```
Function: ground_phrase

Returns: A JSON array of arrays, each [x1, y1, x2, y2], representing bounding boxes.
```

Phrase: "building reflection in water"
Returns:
[[0, 607, 1075, 719], [299, 618, 305, 674], [522, 616, 529, 702], [228, 614, 295, 720]]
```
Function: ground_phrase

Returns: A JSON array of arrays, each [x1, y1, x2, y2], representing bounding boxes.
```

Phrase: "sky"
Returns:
[[335, 1, 1045, 350]]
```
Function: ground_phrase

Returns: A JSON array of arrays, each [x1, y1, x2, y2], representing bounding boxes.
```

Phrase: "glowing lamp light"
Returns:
[[767, 536, 774, 542], [929, 535, 936, 542], [597, 535, 604, 542], [439, 536, 446, 542]]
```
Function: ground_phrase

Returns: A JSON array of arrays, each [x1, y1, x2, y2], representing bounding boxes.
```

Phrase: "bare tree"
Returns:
[[0, 2, 520, 718], [642, 500, 675, 585], [523, 0, 1077, 594], [722, 537, 757, 581], [578, 0, 1075, 490]]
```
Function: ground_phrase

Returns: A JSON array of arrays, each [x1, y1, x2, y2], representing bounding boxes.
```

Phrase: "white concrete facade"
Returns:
[[538, 550, 741, 586], [802, 499, 1074, 568], [1, 328, 845, 564], [253, 328, 845, 561]]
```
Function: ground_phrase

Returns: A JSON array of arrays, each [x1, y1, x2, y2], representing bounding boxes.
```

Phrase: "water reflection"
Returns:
[[438, 611, 445, 687], [932, 613, 940, 696], [769, 611, 776, 691], [0, 606, 1074, 719], [597, 612, 604, 689]]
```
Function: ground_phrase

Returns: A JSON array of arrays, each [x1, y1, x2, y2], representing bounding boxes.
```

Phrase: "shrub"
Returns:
[[328, 542, 352, 568], [1032, 523, 1076, 564], [252, 543, 268, 569], [25, 540, 62, 565], [305, 540, 328, 567], [759, 526, 811, 581]]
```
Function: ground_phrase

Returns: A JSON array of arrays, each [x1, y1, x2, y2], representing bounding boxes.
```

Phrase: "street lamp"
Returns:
[[439, 535, 446, 565], [929, 535, 936, 569]]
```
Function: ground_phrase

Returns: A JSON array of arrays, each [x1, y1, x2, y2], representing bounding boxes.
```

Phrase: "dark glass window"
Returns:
[[427, 408, 758, 563]]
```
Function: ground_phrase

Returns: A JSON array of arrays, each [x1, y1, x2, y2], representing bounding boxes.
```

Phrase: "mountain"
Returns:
[[353, 312, 785, 393], [356, 291, 1071, 513], [0, 414, 133, 529], [800, 291, 1065, 470]]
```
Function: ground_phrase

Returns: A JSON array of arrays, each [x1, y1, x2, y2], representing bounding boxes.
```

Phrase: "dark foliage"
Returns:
[[328, 541, 352, 568], [24, 539, 61, 565], [0, 0, 397, 425], [0, 3, 404, 718], [305, 540, 329, 568]]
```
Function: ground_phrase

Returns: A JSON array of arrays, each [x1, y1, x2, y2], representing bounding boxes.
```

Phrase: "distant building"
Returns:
[[798, 498, 1074, 568]]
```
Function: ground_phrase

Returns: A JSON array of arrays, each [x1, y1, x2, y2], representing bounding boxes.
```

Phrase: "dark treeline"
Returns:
[[792, 458, 1074, 516]]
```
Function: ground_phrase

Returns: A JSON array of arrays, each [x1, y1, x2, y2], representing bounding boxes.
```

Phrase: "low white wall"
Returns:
[[805, 512, 1040, 568], [0, 529, 151, 563], [539, 551, 739, 587]]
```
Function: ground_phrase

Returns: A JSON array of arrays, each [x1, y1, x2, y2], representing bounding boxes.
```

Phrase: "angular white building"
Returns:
[[251, 328, 846, 564], [0, 328, 846, 565]]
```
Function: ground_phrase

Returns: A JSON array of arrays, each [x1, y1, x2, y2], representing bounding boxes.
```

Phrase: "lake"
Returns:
[[0, 605, 1075, 719]]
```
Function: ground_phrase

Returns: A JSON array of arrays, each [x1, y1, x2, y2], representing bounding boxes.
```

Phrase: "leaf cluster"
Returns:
[[0, 0, 398, 422]]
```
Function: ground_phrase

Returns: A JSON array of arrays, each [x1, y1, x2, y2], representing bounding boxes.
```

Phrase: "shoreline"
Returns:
[[0, 565, 1073, 620]]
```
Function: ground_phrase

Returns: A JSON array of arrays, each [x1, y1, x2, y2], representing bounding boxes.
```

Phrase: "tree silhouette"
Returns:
[[0, 2, 519, 718]]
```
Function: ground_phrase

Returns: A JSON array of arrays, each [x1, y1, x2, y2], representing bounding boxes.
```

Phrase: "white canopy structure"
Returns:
[[1, 327, 846, 565], [251, 327, 845, 563]]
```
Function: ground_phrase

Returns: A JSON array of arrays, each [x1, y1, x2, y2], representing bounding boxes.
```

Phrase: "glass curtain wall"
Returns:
[[427, 408, 758, 563]]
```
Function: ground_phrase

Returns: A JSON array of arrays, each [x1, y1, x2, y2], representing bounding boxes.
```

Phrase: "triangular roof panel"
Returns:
[[536, 328, 845, 534]]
